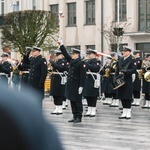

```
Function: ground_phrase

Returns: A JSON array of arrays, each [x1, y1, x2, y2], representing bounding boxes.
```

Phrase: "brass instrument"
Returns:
[[112, 59, 117, 69], [143, 60, 150, 82], [104, 68, 110, 78], [137, 69, 143, 80]]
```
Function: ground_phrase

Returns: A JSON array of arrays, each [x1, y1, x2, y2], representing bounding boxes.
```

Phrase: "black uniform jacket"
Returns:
[[133, 57, 142, 91], [142, 60, 150, 95], [115, 55, 136, 99], [28, 55, 47, 100], [0, 61, 12, 86], [100, 59, 117, 94], [18, 55, 31, 86], [60, 45, 86, 102], [18, 54, 30, 71], [50, 58, 68, 96], [83, 58, 100, 97], [0, 61, 12, 75]]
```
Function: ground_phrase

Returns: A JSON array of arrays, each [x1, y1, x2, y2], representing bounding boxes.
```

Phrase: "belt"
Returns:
[[86, 72, 98, 75], [0, 73, 7, 76], [52, 72, 63, 75], [23, 71, 29, 74], [110, 73, 115, 75]]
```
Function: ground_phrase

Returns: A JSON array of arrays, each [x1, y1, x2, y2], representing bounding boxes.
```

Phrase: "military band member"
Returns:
[[132, 50, 142, 106], [115, 46, 136, 119], [18, 47, 32, 90], [0, 53, 12, 87], [28, 46, 48, 108], [83, 49, 101, 117], [58, 40, 86, 123], [141, 53, 150, 109], [109, 52, 119, 107], [49, 50, 68, 115], [100, 57, 112, 105]]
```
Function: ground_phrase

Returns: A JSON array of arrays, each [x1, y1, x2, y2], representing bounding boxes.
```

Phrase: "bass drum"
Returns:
[[113, 76, 126, 90]]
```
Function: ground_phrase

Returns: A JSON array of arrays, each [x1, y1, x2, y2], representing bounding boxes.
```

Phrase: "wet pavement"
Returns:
[[43, 98, 150, 150]]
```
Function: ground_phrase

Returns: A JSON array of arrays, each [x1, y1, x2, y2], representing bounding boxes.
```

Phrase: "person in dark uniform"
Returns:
[[109, 52, 119, 107], [115, 46, 136, 119], [100, 57, 113, 105], [18, 47, 32, 90], [28, 46, 48, 108], [141, 53, 150, 108], [49, 50, 68, 115], [132, 50, 142, 106], [83, 49, 101, 117], [0, 53, 12, 88], [58, 40, 86, 123]]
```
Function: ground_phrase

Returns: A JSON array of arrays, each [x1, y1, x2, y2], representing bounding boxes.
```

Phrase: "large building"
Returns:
[[0, 0, 150, 59]]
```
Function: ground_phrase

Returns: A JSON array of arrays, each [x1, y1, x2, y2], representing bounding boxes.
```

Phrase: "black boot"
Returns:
[[68, 118, 75, 122], [74, 118, 82, 123]]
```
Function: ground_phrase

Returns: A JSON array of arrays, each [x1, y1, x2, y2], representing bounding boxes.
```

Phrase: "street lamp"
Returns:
[[113, 0, 124, 53]]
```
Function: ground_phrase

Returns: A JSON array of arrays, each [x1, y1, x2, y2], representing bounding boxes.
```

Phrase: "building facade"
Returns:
[[0, 0, 150, 59]]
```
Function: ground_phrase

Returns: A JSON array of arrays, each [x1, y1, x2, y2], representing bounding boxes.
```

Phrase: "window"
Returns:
[[1, 0, 4, 15], [0, 0, 4, 26], [111, 43, 127, 52], [32, 0, 36, 10], [86, 45, 95, 50], [66, 46, 80, 54], [50, 4, 58, 14], [67, 3, 76, 26], [13, 1, 19, 12], [139, 0, 150, 31], [50, 4, 59, 25], [86, 0, 95, 25], [115, 0, 126, 22], [136, 43, 150, 58]]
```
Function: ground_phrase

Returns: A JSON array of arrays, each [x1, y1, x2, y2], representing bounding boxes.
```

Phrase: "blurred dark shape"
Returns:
[[113, 27, 124, 36], [0, 85, 64, 150]]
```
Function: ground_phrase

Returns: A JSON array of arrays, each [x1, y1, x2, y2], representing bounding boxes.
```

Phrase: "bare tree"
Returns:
[[1, 10, 59, 55], [102, 19, 131, 52]]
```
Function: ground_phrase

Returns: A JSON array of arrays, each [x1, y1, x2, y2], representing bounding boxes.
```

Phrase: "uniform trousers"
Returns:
[[53, 96, 64, 105], [133, 91, 140, 98], [104, 93, 112, 98], [145, 94, 150, 101], [62, 96, 66, 102], [121, 99, 132, 108], [86, 97, 97, 107], [70, 100, 83, 120], [20, 73, 29, 90], [112, 93, 117, 99]]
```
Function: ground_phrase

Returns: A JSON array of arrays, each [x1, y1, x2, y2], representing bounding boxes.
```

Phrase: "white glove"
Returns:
[[78, 87, 83, 94], [132, 74, 136, 82], [57, 38, 63, 46]]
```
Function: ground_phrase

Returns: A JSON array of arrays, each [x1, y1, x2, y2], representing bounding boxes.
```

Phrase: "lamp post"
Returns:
[[113, 0, 124, 53], [117, 0, 120, 53]]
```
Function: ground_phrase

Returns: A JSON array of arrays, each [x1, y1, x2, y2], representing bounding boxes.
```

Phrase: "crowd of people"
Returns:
[[0, 43, 149, 123], [49, 41, 150, 122]]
